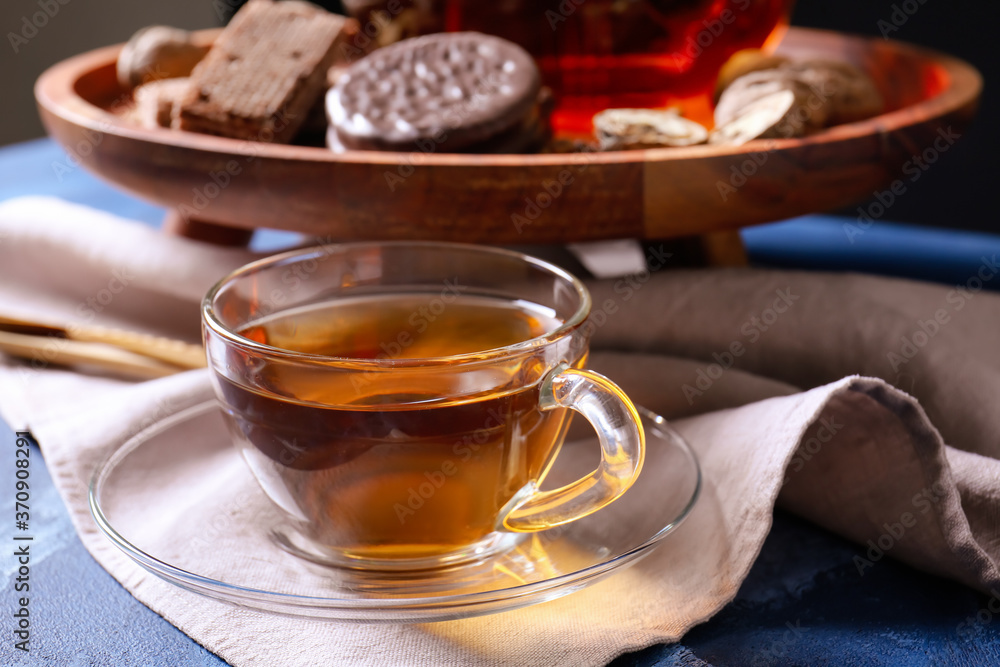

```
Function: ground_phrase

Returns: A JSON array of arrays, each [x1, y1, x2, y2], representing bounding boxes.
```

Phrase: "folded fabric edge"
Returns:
[[667, 377, 863, 632], [779, 377, 1000, 594]]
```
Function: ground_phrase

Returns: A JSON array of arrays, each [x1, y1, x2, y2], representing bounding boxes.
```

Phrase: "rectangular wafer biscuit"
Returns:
[[177, 0, 355, 143]]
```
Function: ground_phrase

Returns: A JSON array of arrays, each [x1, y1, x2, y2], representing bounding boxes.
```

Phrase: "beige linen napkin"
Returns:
[[2, 196, 999, 666]]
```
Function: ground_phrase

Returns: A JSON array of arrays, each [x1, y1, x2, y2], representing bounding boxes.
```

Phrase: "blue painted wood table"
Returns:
[[3, 138, 1000, 666]]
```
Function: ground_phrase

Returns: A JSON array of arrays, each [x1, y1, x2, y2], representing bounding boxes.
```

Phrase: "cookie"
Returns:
[[594, 108, 708, 151], [326, 32, 543, 153], [131, 77, 191, 129], [780, 60, 883, 126], [715, 70, 828, 131], [709, 89, 800, 145], [177, 0, 357, 143], [712, 58, 883, 145], [117, 26, 208, 89], [713, 49, 790, 102], [325, 86, 551, 154]]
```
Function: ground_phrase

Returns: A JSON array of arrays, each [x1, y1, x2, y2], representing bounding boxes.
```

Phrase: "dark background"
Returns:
[[791, 0, 998, 232]]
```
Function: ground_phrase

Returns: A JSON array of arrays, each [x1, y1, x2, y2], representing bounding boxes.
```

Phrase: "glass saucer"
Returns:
[[89, 402, 700, 623]]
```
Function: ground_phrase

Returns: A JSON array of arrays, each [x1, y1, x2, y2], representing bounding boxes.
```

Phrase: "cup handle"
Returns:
[[502, 363, 646, 532]]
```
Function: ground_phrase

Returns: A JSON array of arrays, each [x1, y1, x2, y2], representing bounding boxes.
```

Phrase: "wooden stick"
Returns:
[[0, 330, 188, 380], [0, 315, 205, 370]]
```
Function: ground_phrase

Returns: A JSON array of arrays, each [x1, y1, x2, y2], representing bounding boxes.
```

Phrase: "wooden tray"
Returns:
[[35, 27, 981, 244]]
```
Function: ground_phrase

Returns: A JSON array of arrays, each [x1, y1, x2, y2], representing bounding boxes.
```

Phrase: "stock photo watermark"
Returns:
[[956, 589, 1000, 639], [51, 128, 109, 183], [749, 620, 810, 666], [341, 0, 409, 58], [681, 287, 799, 404], [175, 160, 246, 220], [512, 148, 601, 234], [10, 431, 35, 653], [877, 0, 931, 39], [843, 126, 960, 243], [173, 109, 299, 219], [716, 142, 779, 202], [7, 0, 72, 54], [545, 0, 587, 30], [389, 245, 674, 525], [853, 481, 948, 575], [784, 414, 845, 477], [715, 77, 840, 202], [10, 266, 136, 384], [886, 255, 998, 373], [50, 64, 170, 182], [382, 71, 516, 191], [361, 279, 468, 361], [392, 406, 506, 524], [667, 0, 754, 68]]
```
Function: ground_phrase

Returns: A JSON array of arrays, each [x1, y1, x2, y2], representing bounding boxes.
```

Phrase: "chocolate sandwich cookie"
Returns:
[[326, 32, 544, 153]]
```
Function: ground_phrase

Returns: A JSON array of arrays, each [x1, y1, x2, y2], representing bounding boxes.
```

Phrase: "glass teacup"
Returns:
[[202, 242, 644, 570]]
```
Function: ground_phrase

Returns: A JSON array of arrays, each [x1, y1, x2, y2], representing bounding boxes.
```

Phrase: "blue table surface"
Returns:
[[3, 138, 1000, 666]]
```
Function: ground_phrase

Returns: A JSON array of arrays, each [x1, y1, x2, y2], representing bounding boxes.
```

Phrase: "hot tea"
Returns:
[[204, 242, 645, 570], [218, 294, 574, 561]]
